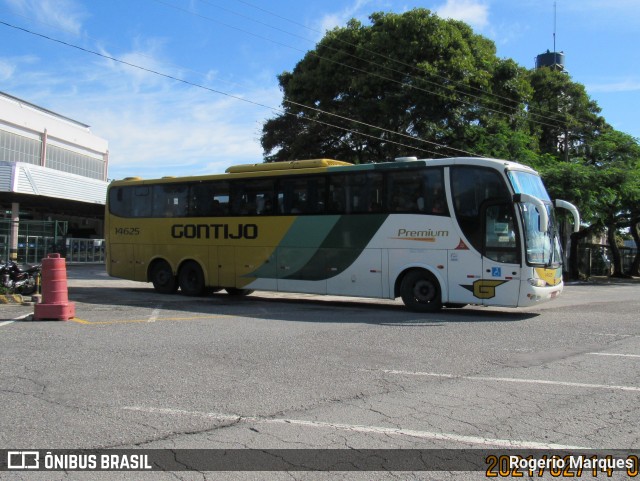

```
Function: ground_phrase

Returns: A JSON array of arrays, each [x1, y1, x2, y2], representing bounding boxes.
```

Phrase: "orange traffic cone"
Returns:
[[33, 253, 75, 321]]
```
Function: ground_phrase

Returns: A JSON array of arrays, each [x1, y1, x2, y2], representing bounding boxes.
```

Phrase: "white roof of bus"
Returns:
[[418, 157, 539, 174]]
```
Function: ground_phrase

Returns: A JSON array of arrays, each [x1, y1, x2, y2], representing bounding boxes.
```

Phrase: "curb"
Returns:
[[0, 294, 24, 304], [567, 276, 640, 286]]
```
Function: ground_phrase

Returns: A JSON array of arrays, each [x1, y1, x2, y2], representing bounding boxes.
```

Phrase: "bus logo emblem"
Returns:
[[461, 280, 507, 299]]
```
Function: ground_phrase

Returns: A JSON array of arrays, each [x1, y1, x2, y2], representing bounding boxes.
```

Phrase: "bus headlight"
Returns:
[[528, 278, 547, 288]]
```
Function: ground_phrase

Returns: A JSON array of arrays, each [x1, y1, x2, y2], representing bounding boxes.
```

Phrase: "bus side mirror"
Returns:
[[553, 199, 580, 233], [513, 193, 549, 233]]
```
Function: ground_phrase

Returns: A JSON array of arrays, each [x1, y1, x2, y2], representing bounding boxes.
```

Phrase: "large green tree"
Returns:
[[536, 131, 640, 278], [525, 70, 639, 278], [591, 130, 640, 277], [527, 68, 606, 161], [261, 9, 536, 163]]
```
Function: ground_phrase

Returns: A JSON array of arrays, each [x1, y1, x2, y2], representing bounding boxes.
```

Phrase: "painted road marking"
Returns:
[[147, 305, 162, 323], [380, 370, 640, 392], [0, 313, 32, 327], [588, 352, 640, 358], [70, 315, 230, 325], [588, 332, 635, 338], [122, 406, 588, 450]]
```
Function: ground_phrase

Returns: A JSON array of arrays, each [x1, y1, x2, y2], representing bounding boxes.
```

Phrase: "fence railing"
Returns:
[[578, 244, 637, 278], [1, 233, 104, 264], [0, 220, 68, 263], [64, 238, 105, 263]]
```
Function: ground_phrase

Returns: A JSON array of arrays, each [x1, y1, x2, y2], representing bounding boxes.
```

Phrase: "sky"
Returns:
[[0, 0, 638, 180]]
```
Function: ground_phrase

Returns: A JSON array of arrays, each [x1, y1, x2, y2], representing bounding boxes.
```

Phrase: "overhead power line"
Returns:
[[0, 19, 479, 159], [216, 0, 577, 128], [153, 0, 564, 132]]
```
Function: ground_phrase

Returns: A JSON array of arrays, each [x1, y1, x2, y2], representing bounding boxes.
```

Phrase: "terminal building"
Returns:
[[0, 91, 109, 263]]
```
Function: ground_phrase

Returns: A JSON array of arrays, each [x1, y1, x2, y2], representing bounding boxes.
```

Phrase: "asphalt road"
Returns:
[[1, 265, 639, 480]]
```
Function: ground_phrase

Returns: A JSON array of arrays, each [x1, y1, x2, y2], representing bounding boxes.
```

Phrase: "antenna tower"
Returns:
[[535, 1, 565, 72]]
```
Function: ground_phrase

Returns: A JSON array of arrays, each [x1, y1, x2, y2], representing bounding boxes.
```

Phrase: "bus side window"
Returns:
[[391, 170, 423, 212], [189, 182, 210, 216], [211, 183, 230, 216], [190, 181, 229, 217], [277, 176, 326, 215], [230, 179, 275, 216], [450, 166, 511, 252], [306, 177, 326, 214], [327, 175, 347, 214], [153, 184, 188, 217], [327, 172, 383, 214], [424, 169, 448, 215], [132, 186, 152, 217], [350, 172, 383, 213], [109, 187, 128, 217]]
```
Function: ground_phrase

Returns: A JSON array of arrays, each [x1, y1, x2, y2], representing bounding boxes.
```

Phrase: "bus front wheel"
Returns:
[[178, 261, 206, 296], [400, 270, 442, 312], [150, 260, 178, 294]]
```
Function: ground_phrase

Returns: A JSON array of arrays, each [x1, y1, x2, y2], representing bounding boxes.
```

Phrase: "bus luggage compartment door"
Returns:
[[326, 248, 382, 298], [277, 247, 327, 295], [108, 244, 134, 279], [234, 246, 277, 291]]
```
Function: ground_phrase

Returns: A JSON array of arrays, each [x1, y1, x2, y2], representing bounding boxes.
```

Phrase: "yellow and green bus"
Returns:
[[105, 157, 579, 311]]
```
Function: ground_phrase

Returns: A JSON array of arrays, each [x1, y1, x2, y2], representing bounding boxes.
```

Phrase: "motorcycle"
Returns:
[[0, 260, 41, 295]]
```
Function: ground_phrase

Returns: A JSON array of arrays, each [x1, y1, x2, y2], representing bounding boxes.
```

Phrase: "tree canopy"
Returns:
[[262, 9, 537, 163]]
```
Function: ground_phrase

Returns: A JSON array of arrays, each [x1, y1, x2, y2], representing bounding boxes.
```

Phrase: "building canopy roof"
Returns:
[[0, 161, 107, 205]]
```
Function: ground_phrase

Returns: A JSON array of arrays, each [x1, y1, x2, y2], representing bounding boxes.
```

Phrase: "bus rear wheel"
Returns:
[[178, 261, 206, 296], [150, 260, 178, 294], [400, 269, 442, 312]]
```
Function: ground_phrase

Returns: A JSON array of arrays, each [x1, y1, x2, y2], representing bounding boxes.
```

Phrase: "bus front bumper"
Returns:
[[518, 282, 564, 307]]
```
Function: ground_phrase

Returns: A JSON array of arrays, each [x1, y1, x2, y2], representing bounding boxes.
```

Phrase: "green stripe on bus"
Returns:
[[249, 216, 340, 279], [280, 216, 341, 248], [283, 214, 388, 281]]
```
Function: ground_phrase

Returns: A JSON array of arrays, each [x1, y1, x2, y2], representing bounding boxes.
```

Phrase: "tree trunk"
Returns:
[[568, 231, 580, 279], [568, 228, 592, 280], [631, 221, 640, 277], [607, 225, 626, 277]]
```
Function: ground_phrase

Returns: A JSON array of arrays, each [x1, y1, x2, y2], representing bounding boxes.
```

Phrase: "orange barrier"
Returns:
[[33, 253, 75, 321]]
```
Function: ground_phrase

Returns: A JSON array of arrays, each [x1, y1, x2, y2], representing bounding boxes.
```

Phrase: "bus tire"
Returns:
[[178, 261, 206, 297], [225, 287, 254, 296], [150, 260, 178, 294], [400, 269, 442, 312]]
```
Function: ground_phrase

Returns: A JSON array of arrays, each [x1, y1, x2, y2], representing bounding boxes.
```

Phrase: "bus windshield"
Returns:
[[507, 170, 561, 267]]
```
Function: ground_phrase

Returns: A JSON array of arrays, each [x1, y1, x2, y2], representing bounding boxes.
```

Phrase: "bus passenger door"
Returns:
[[447, 246, 483, 305], [480, 202, 521, 306]]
